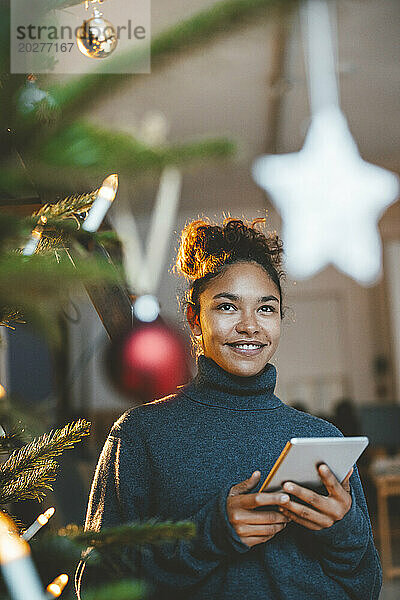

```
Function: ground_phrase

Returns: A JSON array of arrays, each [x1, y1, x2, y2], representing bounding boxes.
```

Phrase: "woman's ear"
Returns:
[[186, 304, 202, 337]]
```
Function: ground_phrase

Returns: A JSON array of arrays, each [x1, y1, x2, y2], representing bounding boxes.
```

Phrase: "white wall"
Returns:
[[384, 240, 400, 402], [273, 266, 377, 414]]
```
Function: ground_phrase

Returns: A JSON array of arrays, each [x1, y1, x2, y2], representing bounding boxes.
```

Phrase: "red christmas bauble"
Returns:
[[107, 320, 191, 402]]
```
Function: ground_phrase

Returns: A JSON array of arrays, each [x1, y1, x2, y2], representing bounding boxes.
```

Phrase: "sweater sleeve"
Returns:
[[308, 466, 382, 600], [83, 413, 250, 595]]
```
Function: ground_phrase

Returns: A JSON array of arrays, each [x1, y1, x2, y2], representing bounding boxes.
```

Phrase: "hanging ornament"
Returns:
[[252, 0, 399, 286], [107, 296, 191, 402], [76, 1, 118, 59], [17, 75, 58, 122]]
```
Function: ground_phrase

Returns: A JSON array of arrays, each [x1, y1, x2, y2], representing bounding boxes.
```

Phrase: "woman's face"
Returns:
[[188, 261, 281, 377]]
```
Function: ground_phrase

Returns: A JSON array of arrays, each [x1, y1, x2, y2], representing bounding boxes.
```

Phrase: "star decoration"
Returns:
[[252, 107, 399, 285]]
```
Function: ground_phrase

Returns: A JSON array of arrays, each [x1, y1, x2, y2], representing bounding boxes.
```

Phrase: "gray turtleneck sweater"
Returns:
[[84, 355, 382, 600]]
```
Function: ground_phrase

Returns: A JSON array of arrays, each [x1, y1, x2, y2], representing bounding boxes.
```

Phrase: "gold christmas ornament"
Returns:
[[76, 7, 118, 59]]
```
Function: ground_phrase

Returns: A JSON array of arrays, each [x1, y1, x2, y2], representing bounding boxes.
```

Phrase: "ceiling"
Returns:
[[88, 0, 400, 223]]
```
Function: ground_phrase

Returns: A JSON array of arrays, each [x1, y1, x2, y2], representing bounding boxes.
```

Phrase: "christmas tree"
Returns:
[[0, 0, 295, 598]]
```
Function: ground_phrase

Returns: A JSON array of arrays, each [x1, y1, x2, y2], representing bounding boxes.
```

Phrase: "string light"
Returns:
[[22, 215, 47, 256], [46, 574, 69, 598], [21, 507, 55, 542], [82, 174, 118, 233], [0, 512, 44, 600]]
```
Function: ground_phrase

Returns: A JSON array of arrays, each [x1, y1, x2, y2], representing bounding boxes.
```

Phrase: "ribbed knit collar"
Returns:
[[182, 354, 283, 411]]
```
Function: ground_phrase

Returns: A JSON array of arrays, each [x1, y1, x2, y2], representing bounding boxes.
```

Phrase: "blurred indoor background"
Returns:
[[0, 1, 399, 596]]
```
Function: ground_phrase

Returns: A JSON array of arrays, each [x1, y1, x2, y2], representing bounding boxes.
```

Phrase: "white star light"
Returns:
[[252, 107, 399, 285]]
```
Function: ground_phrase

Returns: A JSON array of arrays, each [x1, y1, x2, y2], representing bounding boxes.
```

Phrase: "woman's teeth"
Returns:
[[231, 343, 263, 349]]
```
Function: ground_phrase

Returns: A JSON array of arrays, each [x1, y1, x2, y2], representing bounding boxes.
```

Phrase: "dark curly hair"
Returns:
[[173, 216, 286, 350]]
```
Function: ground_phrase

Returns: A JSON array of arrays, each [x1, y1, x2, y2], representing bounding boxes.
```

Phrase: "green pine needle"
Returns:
[[0, 308, 25, 328], [0, 250, 122, 343], [0, 427, 29, 453], [33, 190, 98, 220], [0, 461, 58, 504], [0, 419, 91, 488], [29, 190, 99, 253], [0, 251, 120, 301], [39, 121, 236, 174]]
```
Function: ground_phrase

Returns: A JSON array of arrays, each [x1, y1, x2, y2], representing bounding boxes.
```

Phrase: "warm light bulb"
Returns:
[[37, 507, 55, 526], [82, 174, 119, 232], [46, 574, 69, 598], [22, 215, 48, 256], [21, 506, 56, 541], [0, 513, 29, 563], [0, 512, 46, 600]]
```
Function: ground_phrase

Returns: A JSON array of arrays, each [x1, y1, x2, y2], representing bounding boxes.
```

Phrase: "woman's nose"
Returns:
[[235, 314, 260, 335]]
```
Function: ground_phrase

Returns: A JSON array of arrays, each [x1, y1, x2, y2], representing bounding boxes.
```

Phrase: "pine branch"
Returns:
[[30, 528, 84, 581], [27, 222, 118, 245], [1, 510, 26, 534], [0, 394, 35, 450], [0, 249, 121, 342], [0, 0, 295, 192], [5, 0, 294, 167], [48, 0, 295, 118], [0, 129, 236, 193], [72, 519, 196, 548], [33, 190, 98, 219], [0, 308, 25, 328], [0, 251, 120, 302], [39, 121, 236, 174], [0, 461, 58, 504], [83, 580, 147, 600], [31, 189, 98, 253], [28, 192, 117, 255], [0, 420, 90, 488], [0, 303, 62, 346], [0, 426, 29, 453], [0, 211, 112, 256]]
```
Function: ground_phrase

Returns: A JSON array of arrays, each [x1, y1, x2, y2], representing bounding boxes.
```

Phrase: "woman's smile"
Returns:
[[188, 261, 281, 377], [226, 341, 270, 357]]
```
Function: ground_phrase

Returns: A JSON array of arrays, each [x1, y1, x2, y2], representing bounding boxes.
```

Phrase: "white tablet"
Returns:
[[259, 437, 369, 492]]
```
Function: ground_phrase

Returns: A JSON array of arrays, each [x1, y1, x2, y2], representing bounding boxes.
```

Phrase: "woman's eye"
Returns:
[[217, 303, 236, 311], [259, 305, 275, 313], [216, 304, 276, 313]]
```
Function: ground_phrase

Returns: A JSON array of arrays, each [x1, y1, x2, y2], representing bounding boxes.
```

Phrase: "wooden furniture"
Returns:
[[374, 473, 400, 579]]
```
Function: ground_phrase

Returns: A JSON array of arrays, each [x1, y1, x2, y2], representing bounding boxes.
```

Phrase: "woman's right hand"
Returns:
[[226, 471, 291, 548]]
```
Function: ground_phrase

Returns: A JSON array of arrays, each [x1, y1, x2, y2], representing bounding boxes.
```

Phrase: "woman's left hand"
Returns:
[[278, 464, 353, 530]]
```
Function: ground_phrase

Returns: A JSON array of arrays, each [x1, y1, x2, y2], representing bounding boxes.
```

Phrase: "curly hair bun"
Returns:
[[175, 217, 283, 281]]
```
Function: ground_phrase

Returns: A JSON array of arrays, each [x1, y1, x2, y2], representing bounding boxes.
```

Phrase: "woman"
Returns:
[[83, 218, 382, 599]]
